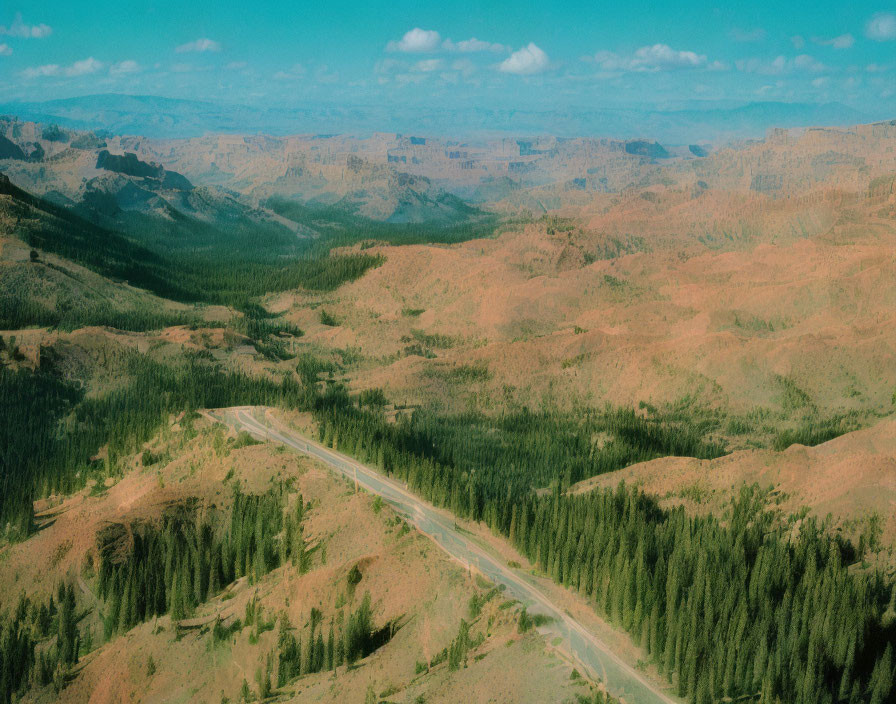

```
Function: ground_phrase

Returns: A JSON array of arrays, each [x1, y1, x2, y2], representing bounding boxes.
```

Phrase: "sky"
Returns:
[[1, 1, 896, 113]]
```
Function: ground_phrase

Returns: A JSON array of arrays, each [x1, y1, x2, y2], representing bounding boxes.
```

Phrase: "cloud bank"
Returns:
[[23, 57, 104, 79], [388, 28, 508, 55], [594, 44, 709, 72], [0, 14, 51, 39]]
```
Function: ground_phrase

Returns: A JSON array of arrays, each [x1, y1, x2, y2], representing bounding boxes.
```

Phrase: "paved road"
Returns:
[[211, 407, 679, 704]]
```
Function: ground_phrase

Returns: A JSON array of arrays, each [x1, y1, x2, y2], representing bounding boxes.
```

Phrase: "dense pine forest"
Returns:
[[0, 582, 81, 703], [312, 394, 896, 704], [313, 399, 726, 522]]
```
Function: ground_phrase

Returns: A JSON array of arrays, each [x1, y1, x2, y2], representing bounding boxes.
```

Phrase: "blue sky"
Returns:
[[1, 1, 896, 112]]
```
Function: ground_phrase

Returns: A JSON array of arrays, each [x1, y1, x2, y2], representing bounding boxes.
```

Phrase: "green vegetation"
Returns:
[[5, 176, 383, 315], [424, 363, 492, 385], [731, 312, 790, 335], [4, 174, 499, 334], [0, 350, 314, 538], [0, 583, 81, 704], [404, 328, 457, 349], [231, 305, 303, 361], [424, 618, 483, 672], [264, 197, 497, 248], [401, 329, 460, 358], [0, 295, 208, 333], [509, 484, 895, 704], [468, 587, 499, 619], [275, 591, 387, 686], [312, 391, 896, 704], [316, 403, 725, 515], [97, 483, 307, 635], [318, 309, 339, 326], [447, 619, 474, 670], [359, 387, 389, 408], [773, 414, 860, 451], [3, 168, 894, 704]]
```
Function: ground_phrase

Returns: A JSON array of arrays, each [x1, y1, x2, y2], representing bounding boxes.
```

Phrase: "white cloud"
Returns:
[[443, 37, 506, 53], [175, 38, 221, 53], [593, 44, 708, 72], [630, 44, 705, 70], [386, 28, 507, 59], [0, 13, 52, 39], [813, 34, 854, 49], [499, 43, 549, 75], [22, 63, 58, 78], [22, 57, 103, 79], [67, 57, 103, 76], [791, 35, 805, 49], [0, 43, 11, 56], [226, 61, 247, 70], [387, 28, 441, 53], [109, 60, 139, 75], [793, 54, 825, 72], [811, 76, 829, 87], [413, 58, 444, 72], [736, 54, 825, 75], [866, 12, 896, 41]]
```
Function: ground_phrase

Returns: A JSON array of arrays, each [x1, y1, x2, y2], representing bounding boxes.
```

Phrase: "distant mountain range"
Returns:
[[0, 94, 876, 144]]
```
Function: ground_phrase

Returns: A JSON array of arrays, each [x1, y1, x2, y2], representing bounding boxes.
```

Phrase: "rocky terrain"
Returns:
[[2, 113, 896, 703]]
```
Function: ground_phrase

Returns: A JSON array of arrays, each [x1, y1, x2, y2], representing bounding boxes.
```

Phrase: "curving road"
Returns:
[[209, 407, 679, 704]]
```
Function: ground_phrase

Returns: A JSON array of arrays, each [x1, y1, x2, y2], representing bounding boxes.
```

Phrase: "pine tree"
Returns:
[[868, 645, 893, 704]]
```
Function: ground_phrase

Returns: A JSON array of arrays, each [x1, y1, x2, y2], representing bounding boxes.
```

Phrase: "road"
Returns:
[[210, 407, 679, 704]]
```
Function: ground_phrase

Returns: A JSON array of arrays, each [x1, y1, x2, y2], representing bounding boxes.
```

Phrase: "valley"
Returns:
[[215, 406, 678, 704], [1, 107, 895, 704]]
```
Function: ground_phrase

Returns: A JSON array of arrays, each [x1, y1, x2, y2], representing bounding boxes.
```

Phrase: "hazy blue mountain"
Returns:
[[0, 93, 874, 144]]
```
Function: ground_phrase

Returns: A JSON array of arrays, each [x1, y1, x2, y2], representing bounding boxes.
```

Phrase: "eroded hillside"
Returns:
[[2, 114, 896, 704]]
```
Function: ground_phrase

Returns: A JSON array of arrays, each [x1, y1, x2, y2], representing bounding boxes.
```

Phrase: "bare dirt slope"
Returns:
[[5, 417, 597, 704], [270, 206, 895, 448], [570, 416, 896, 568]]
